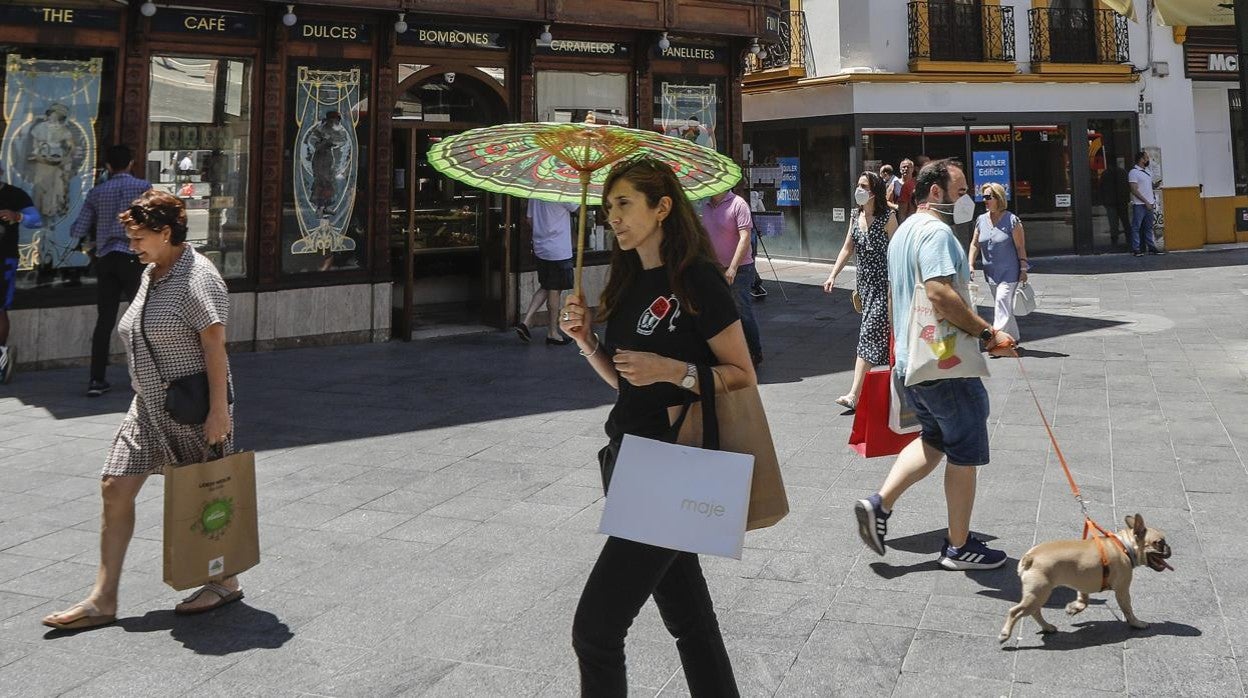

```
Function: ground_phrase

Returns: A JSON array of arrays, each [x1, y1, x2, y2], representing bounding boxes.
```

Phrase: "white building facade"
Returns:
[[743, 0, 1244, 260]]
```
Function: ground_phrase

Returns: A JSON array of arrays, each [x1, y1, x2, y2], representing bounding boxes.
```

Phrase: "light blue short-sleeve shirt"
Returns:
[[888, 212, 969, 377]]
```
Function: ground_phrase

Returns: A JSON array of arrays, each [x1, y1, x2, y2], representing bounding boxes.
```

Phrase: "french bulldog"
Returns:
[[999, 513, 1173, 643]]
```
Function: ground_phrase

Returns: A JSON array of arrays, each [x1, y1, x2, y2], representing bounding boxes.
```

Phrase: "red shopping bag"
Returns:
[[848, 367, 920, 458]]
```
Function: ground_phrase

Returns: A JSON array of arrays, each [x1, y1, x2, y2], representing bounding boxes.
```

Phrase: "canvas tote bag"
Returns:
[[164, 449, 260, 590], [903, 235, 989, 386], [674, 365, 789, 531]]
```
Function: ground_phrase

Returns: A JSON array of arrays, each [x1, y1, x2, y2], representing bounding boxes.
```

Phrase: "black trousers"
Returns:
[[91, 251, 144, 382], [572, 535, 739, 697]]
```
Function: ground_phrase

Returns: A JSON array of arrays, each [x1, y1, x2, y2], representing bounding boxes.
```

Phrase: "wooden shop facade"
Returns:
[[0, 0, 777, 366]]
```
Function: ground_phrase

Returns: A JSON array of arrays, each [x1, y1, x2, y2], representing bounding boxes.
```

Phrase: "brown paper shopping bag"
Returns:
[[676, 369, 789, 531], [163, 450, 260, 591]]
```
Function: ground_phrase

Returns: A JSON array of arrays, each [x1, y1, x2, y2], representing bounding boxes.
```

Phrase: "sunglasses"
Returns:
[[126, 204, 176, 229], [982, 193, 996, 200]]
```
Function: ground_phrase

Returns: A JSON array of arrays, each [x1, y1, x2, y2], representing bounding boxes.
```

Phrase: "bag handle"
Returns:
[[668, 363, 720, 450]]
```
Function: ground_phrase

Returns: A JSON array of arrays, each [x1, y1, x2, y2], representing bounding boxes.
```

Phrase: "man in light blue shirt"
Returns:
[[515, 198, 579, 345], [853, 159, 1015, 572]]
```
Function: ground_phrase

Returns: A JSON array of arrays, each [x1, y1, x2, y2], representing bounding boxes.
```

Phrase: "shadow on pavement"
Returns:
[[123, 606, 292, 654], [1003, 619, 1202, 651], [1036, 247, 1248, 276]]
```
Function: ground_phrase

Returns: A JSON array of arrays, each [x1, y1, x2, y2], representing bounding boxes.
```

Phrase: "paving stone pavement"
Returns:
[[2, 249, 1248, 697]]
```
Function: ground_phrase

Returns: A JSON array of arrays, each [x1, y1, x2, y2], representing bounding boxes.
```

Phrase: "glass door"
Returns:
[[1088, 118, 1134, 253]]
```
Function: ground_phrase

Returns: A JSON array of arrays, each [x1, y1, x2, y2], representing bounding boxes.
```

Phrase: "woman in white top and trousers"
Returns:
[[968, 182, 1029, 350]]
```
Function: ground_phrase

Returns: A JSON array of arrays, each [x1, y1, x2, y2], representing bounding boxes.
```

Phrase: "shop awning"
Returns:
[[1153, 0, 1234, 26]]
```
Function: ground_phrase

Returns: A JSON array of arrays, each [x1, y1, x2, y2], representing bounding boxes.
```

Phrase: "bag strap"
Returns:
[[135, 278, 170, 387], [668, 363, 720, 450]]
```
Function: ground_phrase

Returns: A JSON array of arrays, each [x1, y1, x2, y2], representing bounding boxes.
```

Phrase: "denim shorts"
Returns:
[[904, 377, 990, 466]]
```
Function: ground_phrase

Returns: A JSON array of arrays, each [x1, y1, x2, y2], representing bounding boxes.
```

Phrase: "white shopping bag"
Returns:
[[1012, 281, 1037, 316], [599, 434, 754, 560]]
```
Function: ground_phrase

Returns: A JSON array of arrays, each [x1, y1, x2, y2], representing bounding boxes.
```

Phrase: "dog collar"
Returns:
[[1116, 532, 1139, 567]]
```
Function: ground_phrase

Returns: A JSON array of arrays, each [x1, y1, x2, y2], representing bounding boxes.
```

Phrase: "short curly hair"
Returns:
[[118, 189, 189, 244]]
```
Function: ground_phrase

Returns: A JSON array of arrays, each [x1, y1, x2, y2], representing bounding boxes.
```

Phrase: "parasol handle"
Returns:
[[573, 170, 592, 301]]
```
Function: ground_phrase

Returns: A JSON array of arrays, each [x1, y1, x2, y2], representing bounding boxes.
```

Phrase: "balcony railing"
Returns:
[[908, 1, 1016, 63], [746, 10, 815, 76], [1029, 7, 1129, 65]]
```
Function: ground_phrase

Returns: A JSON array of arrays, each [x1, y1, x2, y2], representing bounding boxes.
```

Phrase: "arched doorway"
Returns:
[[391, 68, 509, 338]]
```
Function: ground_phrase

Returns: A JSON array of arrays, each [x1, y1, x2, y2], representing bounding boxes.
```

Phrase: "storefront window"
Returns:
[[652, 77, 724, 152], [536, 71, 627, 253], [0, 48, 116, 295], [1012, 124, 1073, 255], [1231, 90, 1247, 196], [743, 128, 802, 258], [802, 122, 853, 260], [1089, 118, 1134, 252], [536, 71, 628, 126], [281, 61, 370, 274], [147, 55, 252, 278]]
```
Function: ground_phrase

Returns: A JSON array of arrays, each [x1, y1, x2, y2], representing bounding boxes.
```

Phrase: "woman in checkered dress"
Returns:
[[42, 191, 242, 631]]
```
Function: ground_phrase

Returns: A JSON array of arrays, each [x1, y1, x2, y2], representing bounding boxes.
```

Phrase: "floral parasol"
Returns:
[[427, 121, 742, 295]]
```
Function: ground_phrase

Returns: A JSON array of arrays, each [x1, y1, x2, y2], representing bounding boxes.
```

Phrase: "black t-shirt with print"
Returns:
[[0, 185, 35, 259], [603, 260, 739, 442]]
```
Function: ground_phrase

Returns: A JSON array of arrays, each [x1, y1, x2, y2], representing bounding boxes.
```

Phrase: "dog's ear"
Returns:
[[1126, 514, 1146, 537]]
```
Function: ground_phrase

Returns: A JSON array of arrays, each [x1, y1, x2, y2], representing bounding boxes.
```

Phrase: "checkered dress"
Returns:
[[103, 245, 233, 477]]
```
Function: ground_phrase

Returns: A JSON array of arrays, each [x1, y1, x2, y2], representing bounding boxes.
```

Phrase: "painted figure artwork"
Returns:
[[290, 67, 359, 255], [660, 82, 717, 152], [1, 54, 101, 271]]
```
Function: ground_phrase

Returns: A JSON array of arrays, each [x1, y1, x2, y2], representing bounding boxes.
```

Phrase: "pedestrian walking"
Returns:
[[700, 184, 763, 365], [0, 163, 42, 384], [852, 158, 1015, 572], [558, 157, 753, 697], [822, 171, 897, 411], [896, 158, 918, 222], [42, 191, 240, 631], [1128, 150, 1165, 257], [515, 198, 579, 345], [71, 144, 151, 397], [968, 182, 1029, 350]]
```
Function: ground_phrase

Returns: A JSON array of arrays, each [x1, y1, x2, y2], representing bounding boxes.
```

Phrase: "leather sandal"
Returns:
[[42, 601, 116, 631], [835, 395, 857, 410], [175, 582, 243, 615]]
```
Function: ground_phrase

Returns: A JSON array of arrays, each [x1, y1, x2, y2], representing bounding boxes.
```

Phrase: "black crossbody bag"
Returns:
[[134, 279, 233, 426]]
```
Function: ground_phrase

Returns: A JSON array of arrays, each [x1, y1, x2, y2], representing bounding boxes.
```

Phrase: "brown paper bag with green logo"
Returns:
[[163, 450, 260, 591]]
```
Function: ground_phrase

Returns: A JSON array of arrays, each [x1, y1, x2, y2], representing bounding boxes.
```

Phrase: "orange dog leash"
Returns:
[[1006, 349, 1129, 588]]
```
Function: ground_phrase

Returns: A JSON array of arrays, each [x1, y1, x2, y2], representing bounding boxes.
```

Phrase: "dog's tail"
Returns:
[[1018, 552, 1034, 576]]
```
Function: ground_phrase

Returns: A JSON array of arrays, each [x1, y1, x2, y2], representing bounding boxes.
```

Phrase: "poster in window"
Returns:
[[283, 63, 369, 273], [0, 55, 102, 272], [659, 81, 717, 151]]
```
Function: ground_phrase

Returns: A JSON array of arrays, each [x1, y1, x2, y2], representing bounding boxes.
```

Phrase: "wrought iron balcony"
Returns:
[[746, 10, 815, 76], [908, 1, 1016, 63], [1029, 7, 1129, 65]]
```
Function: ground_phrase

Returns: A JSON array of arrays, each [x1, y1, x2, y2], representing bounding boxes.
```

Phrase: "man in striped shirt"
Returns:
[[71, 145, 151, 397]]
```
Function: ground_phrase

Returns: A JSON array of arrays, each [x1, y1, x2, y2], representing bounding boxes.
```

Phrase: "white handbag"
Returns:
[[599, 434, 754, 559], [903, 237, 990, 387], [1012, 282, 1037, 316]]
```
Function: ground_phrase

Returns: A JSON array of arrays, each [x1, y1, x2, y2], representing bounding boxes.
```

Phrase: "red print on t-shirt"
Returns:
[[636, 295, 680, 336]]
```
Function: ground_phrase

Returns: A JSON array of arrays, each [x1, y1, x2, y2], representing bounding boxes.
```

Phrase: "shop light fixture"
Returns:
[[539, 24, 553, 44], [394, 12, 408, 34], [139, 1, 157, 17], [749, 38, 762, 56], [658, 32, 671, 51], [282, 4, 298, 27]]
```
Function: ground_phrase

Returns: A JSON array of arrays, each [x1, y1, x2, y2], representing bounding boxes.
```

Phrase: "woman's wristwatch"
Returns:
[[679, 362, 697, 390]]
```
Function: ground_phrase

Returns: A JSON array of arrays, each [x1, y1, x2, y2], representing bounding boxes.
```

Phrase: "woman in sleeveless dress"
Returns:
[[968, 181, 1029, 350], [823, 171, 898, 410]]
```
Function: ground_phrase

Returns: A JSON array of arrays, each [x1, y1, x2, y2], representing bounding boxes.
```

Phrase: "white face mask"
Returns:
[[854, 187, 870, 206], [929, 193, 976, 225]]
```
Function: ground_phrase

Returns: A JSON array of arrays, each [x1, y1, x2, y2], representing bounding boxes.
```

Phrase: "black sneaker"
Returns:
[[545, 335, 573, 346], [854, 493, 889, 556], [939, 535, 1007, 570], [86, 380, 111, 398], [750, 283, 768, 299], [1149, 249, 1167, 256], [0, 346, 13, 385], [1132, 251, 1143, 257]]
